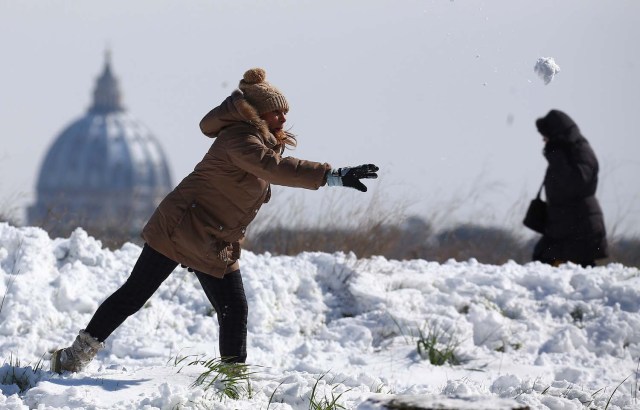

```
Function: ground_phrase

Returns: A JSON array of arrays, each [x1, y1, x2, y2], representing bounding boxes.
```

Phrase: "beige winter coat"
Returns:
[[142, 90, 331, 277]]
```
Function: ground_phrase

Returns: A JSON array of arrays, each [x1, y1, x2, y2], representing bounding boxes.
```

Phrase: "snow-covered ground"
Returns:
[[0, 222, 639, 409]]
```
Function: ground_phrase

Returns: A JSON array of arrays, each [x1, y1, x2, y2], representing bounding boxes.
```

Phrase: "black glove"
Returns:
[[325, 164, 379, 192]]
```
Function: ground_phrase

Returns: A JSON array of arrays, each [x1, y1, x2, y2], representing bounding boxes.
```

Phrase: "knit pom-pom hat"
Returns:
[[238, 68, 289, 115]]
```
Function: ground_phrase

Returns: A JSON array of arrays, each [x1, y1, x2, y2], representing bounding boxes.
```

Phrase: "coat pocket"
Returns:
[[169, 202, 238, 264]]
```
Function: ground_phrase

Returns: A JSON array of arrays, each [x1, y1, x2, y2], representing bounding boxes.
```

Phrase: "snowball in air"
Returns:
[[534, 57, 561, 85]]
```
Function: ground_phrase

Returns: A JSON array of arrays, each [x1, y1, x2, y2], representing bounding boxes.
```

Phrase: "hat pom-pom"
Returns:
[[243, 68, 266, 84]]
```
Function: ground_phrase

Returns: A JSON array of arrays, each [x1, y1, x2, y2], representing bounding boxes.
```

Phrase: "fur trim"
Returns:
[[231, 90, 275, 145]]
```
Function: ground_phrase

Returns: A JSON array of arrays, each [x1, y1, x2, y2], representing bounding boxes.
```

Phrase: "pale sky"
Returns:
[[1, 0, 639, 236]]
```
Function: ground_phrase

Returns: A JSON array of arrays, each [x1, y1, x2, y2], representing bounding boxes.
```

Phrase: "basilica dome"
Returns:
[[29, 53, 173, 242]]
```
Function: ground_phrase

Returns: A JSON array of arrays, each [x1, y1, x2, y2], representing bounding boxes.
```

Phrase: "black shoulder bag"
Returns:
[[523, 181, 547, 234]]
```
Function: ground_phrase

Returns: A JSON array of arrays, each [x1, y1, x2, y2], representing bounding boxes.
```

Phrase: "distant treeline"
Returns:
[[4, 209, 637, 268], [243, 217, 640, 268]]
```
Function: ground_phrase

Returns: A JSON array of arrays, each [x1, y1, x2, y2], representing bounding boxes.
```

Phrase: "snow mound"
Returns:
[[1, 223, 639, 409]]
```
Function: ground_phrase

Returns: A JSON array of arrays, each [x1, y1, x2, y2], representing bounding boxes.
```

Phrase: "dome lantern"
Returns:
[[89, 49, 124, 114]]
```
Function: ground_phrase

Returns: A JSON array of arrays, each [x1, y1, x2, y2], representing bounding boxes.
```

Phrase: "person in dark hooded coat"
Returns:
[[532, 109, 608, 267]]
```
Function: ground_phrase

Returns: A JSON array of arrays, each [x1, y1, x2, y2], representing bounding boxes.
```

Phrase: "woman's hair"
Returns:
[[274, 129, 297, 152]]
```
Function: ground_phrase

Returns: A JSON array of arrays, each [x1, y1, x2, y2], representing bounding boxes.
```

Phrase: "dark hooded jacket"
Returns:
[[532, 110, 608, 264]]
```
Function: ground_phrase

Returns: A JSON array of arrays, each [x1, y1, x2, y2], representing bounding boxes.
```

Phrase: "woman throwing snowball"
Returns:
[[51, 68, 379, 373]]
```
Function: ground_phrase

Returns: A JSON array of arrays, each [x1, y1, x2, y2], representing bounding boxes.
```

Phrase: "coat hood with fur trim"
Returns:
[[200, 89, 273, 143]]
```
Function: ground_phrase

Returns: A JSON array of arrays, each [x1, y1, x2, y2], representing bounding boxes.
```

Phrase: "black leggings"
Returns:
[[85, 244, 248, 363]]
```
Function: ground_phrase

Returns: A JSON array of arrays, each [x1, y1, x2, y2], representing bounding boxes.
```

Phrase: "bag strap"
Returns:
[[535, 181, 545, 200]]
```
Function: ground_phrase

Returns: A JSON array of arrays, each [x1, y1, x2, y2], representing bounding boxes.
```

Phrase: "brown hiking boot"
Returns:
[[51, 330, 104, 373]]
